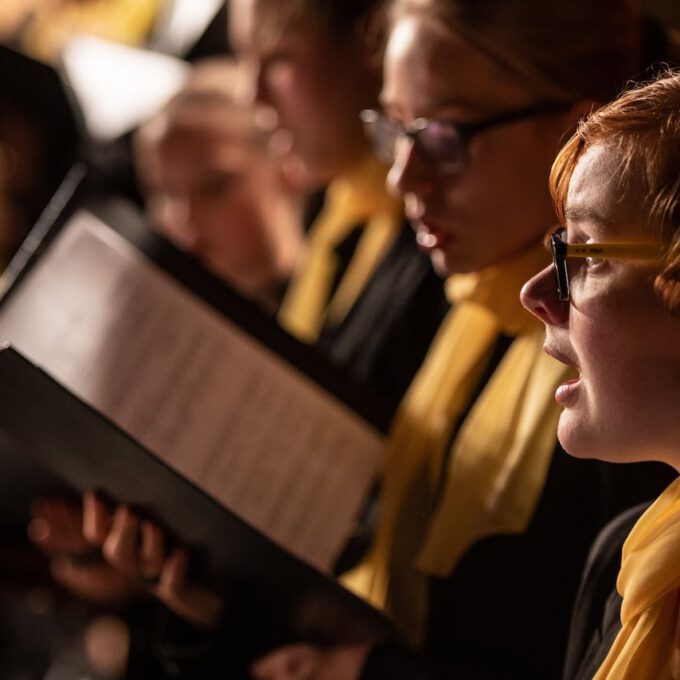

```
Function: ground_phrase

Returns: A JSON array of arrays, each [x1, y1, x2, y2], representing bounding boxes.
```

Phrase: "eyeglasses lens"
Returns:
[[415, 121, 467, 173], [368, 115, 400, 165], [363, 113, 467, 173], [550, 230, 570, 301]]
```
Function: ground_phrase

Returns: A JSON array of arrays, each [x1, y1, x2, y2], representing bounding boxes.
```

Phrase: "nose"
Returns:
[[520, 264, 570, 327], [386, 137, 435, 199]]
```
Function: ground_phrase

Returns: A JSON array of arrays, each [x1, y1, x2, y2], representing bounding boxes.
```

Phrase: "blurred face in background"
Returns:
[[381, 13, 577, 276], [140, 116, 276, 273], [135, 61, 304, 297], [229, 0, 378, 190]]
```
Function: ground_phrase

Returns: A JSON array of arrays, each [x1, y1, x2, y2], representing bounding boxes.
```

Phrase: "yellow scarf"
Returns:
[[343, 242, 570, 641], [23, 0, 164, 62], [278, 155, 401, 343], [594, 476, 680, 680]]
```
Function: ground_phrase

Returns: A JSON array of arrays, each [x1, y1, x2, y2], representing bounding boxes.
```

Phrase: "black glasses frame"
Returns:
[[549, 229, 661, 301], [361, 101, 572, 173]]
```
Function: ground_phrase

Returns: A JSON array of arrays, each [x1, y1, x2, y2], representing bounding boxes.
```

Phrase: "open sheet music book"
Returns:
[[0, 168, 394, 642]]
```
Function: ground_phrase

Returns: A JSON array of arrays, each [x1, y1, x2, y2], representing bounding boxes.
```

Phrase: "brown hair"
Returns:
[[550, 70, 680, 314], [247, 0, 385, 47], [388, 0, 641, 102]]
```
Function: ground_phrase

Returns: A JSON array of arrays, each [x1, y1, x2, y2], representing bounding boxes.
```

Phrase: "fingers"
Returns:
[[50, 556, 142, 607], [28, 493, 142, 606], [154, 549, 224, 630], [84, 492, 163, 584], [101, 507, 140, 577], [28, 497, 90, 556], [83, 490, 113, 546], [250, 644, 322, 680], [81, 497, 224, 629], [139, 521, 165, 582], [99, 506, 166, 587], [249, 644, 371, 680], [157, 547, 189, 595]]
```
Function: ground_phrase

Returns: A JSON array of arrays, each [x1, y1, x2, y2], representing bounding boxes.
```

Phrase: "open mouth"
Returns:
[[543, 344, 582, 405], [554, 375, 582, 405]]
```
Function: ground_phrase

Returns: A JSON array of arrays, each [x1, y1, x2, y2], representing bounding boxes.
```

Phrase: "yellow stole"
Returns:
[[594, 476, 680, 680], [23, 0, 164, 62], [343, 242, 570, 641], [278, 155, 401, 343]]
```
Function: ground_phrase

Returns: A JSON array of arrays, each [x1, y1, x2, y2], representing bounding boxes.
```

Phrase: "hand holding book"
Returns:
[[30, 490, 371, 678], [30, 490, 224, 630], [28, 494, 143, 607]]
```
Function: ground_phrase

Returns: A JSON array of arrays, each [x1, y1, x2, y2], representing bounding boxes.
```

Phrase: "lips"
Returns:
[[555, 377, 582, 405], [543, 343, 577, 369], [413, 220, 452, 252], [544, 343, 582, 405]]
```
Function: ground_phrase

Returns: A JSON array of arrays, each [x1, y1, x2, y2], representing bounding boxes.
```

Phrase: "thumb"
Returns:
[[249, 644, 322, 680]]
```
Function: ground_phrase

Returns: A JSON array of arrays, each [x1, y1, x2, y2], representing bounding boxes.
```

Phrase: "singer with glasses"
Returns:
[[521, 70, 680, 680], [360, 102, 571, 175]]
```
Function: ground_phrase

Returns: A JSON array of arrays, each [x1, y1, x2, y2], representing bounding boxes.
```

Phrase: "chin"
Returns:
[[431, 250, 476, 278], [557, 414, 649, 465], [430, 251, 451, 278], [556, 412, 606, 461]]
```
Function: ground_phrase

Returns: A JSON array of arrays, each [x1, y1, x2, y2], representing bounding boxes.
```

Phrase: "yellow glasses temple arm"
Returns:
[[566, 242, 661, 259]]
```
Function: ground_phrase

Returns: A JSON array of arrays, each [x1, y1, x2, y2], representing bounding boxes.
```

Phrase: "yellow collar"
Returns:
[[446, 241, 551, 336]]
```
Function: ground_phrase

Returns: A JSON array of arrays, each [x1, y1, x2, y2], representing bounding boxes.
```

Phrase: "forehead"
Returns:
[[381, 14, 535, 117], [228, 0, 309, 52], [566, 144, 647, 239]]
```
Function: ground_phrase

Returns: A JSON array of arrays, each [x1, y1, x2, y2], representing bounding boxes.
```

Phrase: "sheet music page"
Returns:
[[0, 211, 385, 571]]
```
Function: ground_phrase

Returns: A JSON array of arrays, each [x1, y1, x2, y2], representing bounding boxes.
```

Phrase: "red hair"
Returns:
[[550, 70, 680, 314]]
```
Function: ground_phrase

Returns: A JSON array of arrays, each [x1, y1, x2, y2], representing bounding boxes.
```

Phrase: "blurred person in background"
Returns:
[[133, 56, 306, 307], [133, 0, 450, 414]]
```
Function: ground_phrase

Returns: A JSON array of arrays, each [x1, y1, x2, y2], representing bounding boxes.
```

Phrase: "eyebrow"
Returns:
[[563, 206, 613, 226]]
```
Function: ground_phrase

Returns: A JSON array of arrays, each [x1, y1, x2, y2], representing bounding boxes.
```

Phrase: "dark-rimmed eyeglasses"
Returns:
[[549, 228, 661, 302], [360, 102, 571, 174]]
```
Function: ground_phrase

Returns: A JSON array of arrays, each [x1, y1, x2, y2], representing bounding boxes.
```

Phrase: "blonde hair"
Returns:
[[388, 0, 641, 102], [550, 70, 680, 314]]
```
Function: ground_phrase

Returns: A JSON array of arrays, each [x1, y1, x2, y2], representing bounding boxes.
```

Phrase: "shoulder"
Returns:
[[562, 503, 649, 680]]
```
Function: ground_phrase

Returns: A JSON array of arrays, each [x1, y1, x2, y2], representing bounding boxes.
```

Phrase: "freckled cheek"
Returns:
[[569, 312, 619, 383], [576, 314, 658, 418]]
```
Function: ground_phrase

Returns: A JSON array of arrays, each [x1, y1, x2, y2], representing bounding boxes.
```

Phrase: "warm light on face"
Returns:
[[380, 13, 570, 275], [522, 144, 680, 468]]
